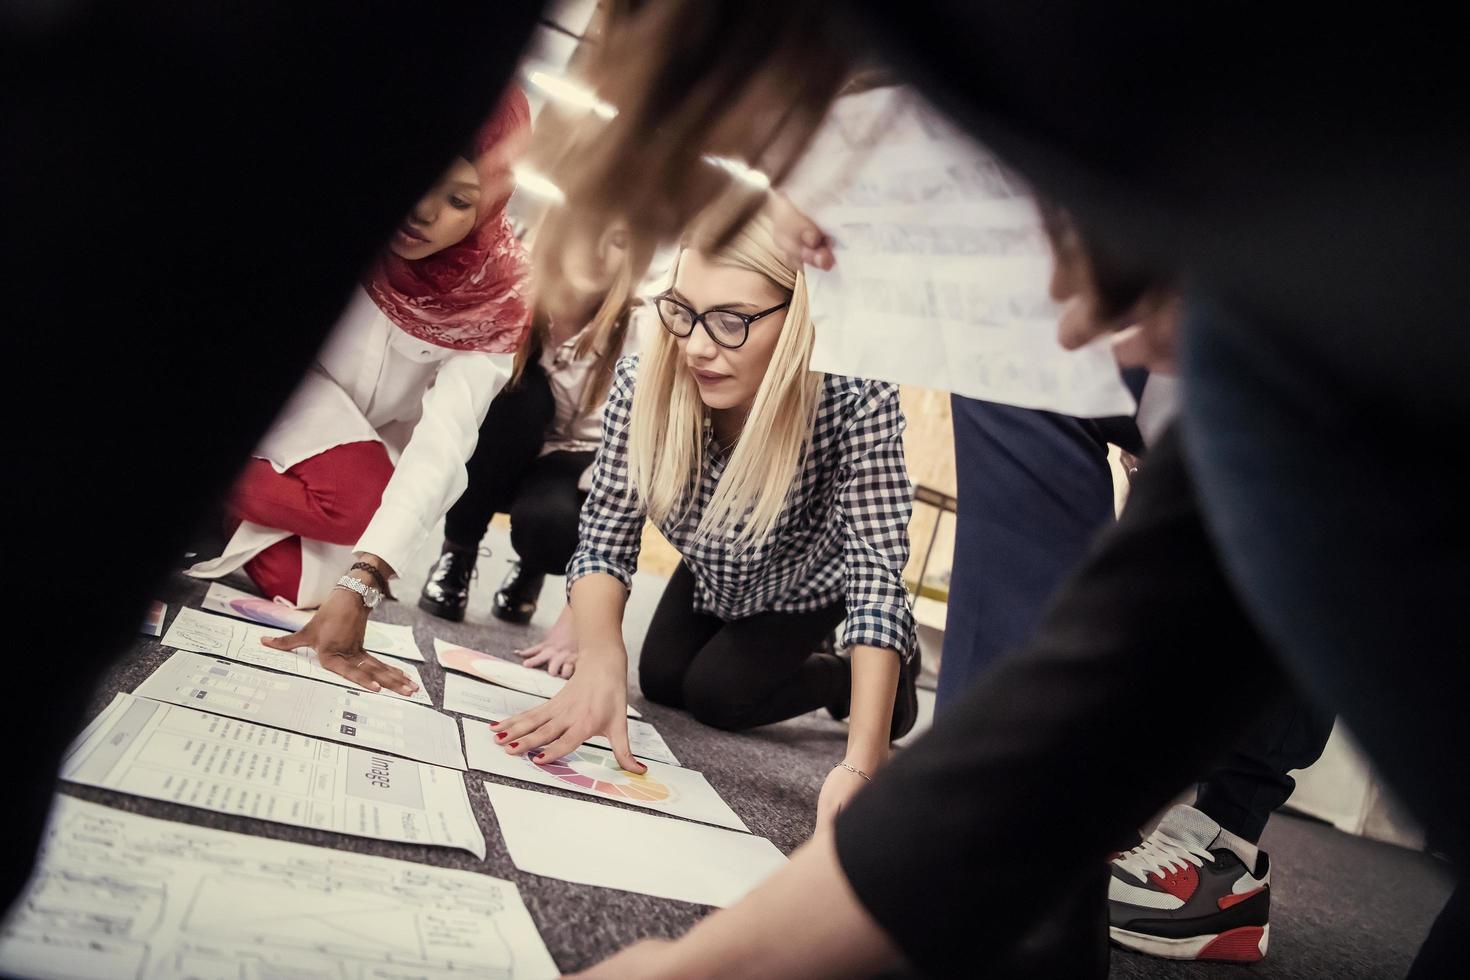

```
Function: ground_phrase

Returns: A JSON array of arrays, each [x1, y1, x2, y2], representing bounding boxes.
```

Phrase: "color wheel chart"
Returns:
[[535, 749, 672, 803]]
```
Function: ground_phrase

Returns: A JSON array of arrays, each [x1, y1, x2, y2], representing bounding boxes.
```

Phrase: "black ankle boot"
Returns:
[[418, 547, 477, 622], [492, 562, 544, 624]]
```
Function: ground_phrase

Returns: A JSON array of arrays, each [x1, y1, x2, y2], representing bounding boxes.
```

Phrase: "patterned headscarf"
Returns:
[[361, 87, 532, 353]]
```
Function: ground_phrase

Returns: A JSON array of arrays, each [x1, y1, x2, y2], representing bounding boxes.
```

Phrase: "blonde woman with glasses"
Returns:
[[491, 209, 920, 830]]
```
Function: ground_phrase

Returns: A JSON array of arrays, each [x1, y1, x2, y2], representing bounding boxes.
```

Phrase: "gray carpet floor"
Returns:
[[59, 564, 1452, 977]]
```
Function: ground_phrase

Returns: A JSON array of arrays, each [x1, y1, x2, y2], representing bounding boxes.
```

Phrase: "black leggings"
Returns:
[[444, 362, 594, 576], [638, 563, 849, 731]]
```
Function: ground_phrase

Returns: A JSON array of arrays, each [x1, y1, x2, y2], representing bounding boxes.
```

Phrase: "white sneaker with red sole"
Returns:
[[1109, 804, 1271, 962]]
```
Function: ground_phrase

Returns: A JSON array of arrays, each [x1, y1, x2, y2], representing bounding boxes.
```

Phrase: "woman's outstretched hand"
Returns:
[[491, 646, 645, 773], [260, 587, 417, 696], [515, 604, 579, 677]]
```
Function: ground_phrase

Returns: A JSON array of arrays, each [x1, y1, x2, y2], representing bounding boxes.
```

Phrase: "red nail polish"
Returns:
[[509, 742, 520, 748], [496, 732, 507, 741]]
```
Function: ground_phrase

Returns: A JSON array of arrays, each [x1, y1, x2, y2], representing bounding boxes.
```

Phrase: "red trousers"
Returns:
[[228, 440, 394, 604]]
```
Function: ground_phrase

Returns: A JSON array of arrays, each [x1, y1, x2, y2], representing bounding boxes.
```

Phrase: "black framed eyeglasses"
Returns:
[[653, 292, 790, 350]]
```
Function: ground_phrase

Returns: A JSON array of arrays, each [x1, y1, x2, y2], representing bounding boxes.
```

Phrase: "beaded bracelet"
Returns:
[[349, 561, 388, 594]]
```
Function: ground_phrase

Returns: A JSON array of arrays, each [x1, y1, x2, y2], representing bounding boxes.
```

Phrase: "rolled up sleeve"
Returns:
[[566, 354, 645, 593], [836, 382, 917, 661]]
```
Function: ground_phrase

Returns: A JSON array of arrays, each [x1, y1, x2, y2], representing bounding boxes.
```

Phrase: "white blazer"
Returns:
[[188, 286, 513, 606]]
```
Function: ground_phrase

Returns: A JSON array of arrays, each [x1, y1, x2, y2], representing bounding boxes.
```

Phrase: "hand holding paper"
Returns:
[[781, 86, 1135, 419]]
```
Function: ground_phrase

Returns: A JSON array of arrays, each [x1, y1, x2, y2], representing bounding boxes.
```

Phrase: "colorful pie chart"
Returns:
[[535, 748, 672, 802]]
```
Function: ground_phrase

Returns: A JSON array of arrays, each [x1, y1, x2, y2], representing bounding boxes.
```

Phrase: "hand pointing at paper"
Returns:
[[491, 656, 646, 774], [492, 574, 646, 774]]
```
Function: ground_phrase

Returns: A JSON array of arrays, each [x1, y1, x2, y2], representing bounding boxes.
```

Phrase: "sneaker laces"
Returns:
[[1114, 829, 1215, 884]]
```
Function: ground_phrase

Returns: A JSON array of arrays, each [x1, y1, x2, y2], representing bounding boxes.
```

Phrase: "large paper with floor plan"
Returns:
[[164, 606, 431, 704], [0, 796, 557, 980], [434, 637, 641, 716], [786, 86, 1135, 418], [203, 581, 425, 661], [464, 718, 745, 831], [134, 651, 466, 769], [486, 782, 785, 907], [63, 693, 485, 856], [444, 672, 679, 765]]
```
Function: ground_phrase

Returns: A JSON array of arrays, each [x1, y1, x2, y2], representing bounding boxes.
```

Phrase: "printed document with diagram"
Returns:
[[134, 651, 466, 769], [465, 719, 744, 831], [164, 606, 431, 704], [63, 693, 485, 856], [0, 796, 557, 980]]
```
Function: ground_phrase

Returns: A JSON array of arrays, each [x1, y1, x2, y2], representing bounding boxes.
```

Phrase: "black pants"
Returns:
[[943, 394, 1332, 848], [638, 563, 848, 731], [834, 427, 1344, 975], [1196, 693, 1335, 843], [444, 362, 595, 576]]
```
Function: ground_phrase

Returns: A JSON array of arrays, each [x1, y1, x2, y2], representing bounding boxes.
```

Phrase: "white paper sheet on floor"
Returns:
[[164, 606, 431, 704], [0, 796, 557, 980], [433, 637, 642, 717], [443, 672, 679, 765], [464, 719, 744, 831], [134, 650, 466, 769], [202, 581, 425, 661], [784, 85, 1136, 419], [485, 782, 785, 907], [64, 692, 485, 856]]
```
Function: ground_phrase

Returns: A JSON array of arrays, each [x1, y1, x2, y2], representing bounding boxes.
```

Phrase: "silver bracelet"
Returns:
[[833, 761, 872, 782]]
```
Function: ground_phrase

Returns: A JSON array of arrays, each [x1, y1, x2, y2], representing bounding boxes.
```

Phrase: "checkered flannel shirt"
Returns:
[[567, 355, 917, 662]]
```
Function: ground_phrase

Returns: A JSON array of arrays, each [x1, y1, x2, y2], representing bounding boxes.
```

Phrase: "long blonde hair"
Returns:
[[513, 222, 649, 419], [628, 210, 824, 549]]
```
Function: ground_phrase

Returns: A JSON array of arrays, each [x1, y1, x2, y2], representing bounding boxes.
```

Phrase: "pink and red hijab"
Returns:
[[362, 87, 532, 354]]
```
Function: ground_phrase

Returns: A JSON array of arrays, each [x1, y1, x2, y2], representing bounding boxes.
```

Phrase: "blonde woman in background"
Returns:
[[491, 210, 921, 831]]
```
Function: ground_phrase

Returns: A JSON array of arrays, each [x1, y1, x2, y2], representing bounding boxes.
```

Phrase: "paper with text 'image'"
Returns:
[[65, 693, 485, 857]]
